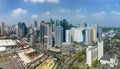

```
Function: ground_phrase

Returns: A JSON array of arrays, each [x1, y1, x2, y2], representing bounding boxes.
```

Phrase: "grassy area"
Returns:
[[92, 59, 98, 67], [0, 55, 9, 62]]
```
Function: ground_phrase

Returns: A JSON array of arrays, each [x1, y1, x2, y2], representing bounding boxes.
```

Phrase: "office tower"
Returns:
[[50, 18, 54, 24], [82, 29, 86, 43], [44, 22, 52, 49], [55, 20, 60, 26], [1, 22, 5, 35], [73, 28, 83, 42], [30, 33, 35, 46], [55, 26, 63, 47], [92, 27, 97, 43], [17, 22, 27, 37], [98, 40, 104, 60], [68, 24, 73, 29], [40, 21, 52, 50], [34, 21, 37, 28], [66, 30, 71, 43], [70, 28, 76, 42], [17, 22, 21, 37], [85, 28, 93, 45], [77, 23, 87, 28], [97, 26, 102, 40], [33, 21, 39, 43], [60, 19, 68, 42], [40, 21, 45, 44], [86, 46, 98, 66]]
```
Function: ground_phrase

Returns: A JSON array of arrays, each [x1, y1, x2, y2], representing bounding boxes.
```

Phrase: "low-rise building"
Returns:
[[61, 42, 73, 54], [100, 54, 118, 67]]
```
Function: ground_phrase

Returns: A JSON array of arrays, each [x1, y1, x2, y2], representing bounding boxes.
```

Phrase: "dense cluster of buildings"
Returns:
[[1, 19, 102, 50], [0, 19, 119, 68]]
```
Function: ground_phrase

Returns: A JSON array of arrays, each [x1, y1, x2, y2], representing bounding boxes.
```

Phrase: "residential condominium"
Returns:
[[86, 46, 98, 66]]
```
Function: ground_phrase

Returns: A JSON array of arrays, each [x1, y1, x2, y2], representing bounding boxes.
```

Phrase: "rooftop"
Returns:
[[0, 39, 16, 47]]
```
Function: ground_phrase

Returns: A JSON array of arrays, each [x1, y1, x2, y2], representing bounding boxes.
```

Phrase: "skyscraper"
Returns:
[[17, 22, 27, 37], [40, 21, 52, 50], [66, 30, 71, 43], [34, 21, 37, 28], [55, 26, 63, 47], [40, 21, 45, 44], [1, 22, 5, 35], [97, 26, 102, 40], [86, 46, 98, 66], [60, 19, 68, 42], [92, 27, 97, 43], [85, 28, 93, 45], [97, 40, 104, 60], [73, 28, 83, 42]]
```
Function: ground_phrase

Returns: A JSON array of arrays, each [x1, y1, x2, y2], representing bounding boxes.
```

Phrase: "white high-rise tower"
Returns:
[[97, 40, 104, 60]]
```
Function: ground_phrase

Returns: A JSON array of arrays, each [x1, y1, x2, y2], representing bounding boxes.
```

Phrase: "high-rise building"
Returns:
[[1, 22, 5, 35], [97, 26, 102, 40], [73, 28, 83, 42], [17, 22, 27, 37], [70, 28, 76, 42], [55, 26, 63, 47], [34, 21, 37, 28], [30, 33, 35, 46], [97, 40, 104, 60], [85, 28, 93, 45], [40, 21, 45, 44], [66, 30, 71, 43], [92, 28, 97, 43], [82, 29, 86, 43], [39, 21, 52, 50], [86, 46, 98, 66], [60, 19, 68, 42]]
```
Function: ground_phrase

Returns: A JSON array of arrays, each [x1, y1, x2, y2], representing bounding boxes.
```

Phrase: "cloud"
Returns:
[[111, 11, 120, 15], [31, 14, 38, 18], [75, 14, 86, 19], [76, 9, 81, 13], [12, 8, 27, 16], [24, 0, 59, 3], [43, 11, 51, 16], [92, 11, 106, 18], [59, 8, 71, 13], [47, 0, 59, 3], [76, 8, 86, 13]]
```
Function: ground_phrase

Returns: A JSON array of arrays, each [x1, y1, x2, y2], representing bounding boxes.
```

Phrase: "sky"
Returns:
[[0, 0, 120, 26]]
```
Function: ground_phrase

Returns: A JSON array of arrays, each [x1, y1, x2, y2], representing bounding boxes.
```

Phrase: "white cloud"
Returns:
[[59, 8, 71, 13], [12, 8, 27, 16], [76, 9, 81, 13], [31, 0, 45, 3], [43, 11, 51, 16], [75, 14, 86, 19], [24, 0, 27, 1], [92, 11, 106, 18], [31, 14, 38, 18], [24, 0, 59, 3], [111, 11, 120, 15], [47, 0, 59, 3]]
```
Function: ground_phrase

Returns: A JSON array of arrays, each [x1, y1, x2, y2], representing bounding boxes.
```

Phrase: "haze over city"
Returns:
[[0, 0, 120, 26]]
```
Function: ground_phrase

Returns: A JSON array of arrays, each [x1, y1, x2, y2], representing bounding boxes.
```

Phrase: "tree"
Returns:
[[92, 59, 98, 67], [72, 66, 79, 69]]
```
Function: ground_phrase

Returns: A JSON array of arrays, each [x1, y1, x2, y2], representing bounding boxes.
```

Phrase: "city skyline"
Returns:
[[1, 0, 120, 26]]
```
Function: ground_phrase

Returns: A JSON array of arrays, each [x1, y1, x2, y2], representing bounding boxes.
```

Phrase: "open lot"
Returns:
[[0, 55, 18, 69]]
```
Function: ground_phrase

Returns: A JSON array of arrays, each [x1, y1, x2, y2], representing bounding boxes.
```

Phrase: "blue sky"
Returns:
[[0, 0, 120, 26]]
